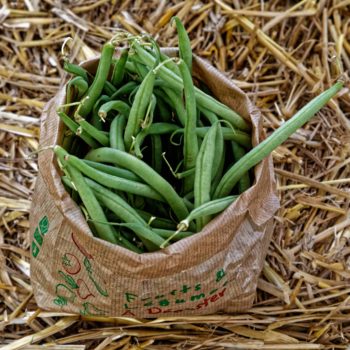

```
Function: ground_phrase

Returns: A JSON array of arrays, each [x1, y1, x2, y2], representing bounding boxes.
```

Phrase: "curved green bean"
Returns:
[[55, 149, 117, 244], [63, 60, 89, 82], [134, 123, 179, 158], [199, 106, 219, 124], [59, 148, 165, 202], [110, 81, 138, 100], [62, 176, 142, 254], [135, 209, 176, 230], [66, 76, 89, 106], [58, 111, 99, 149], [77, 42, 115, 118], [82, 159, 142, 182], [154, 228, 194, 241], [103, 81, 117, 96], [88, 179, 167, 250], [85, 147, 189, 221], [75, 116, 109, 146], [91, 95, 110, 130], [178, 195, 238, 231], [98, 100, 131, 121]]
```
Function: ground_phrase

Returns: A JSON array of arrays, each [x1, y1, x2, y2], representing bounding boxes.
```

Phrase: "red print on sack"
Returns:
[[77, 279, 95, 300], [71, 232, 93, 259], [62, 253, 81, 275]]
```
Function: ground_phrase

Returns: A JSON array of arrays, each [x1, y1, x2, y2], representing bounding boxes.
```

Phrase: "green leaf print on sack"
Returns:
[[39, 215, 49, 235]]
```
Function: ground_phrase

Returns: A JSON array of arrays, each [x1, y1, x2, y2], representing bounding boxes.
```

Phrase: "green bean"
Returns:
[[63, 60, 89, 82], [160, 53, 181, 75], [231, 141, 251, 193], [98, 100, 131, 121], [178, 59, 198, 193], [176, 168, 195, 179], [77, 42, 115, 118], [58, 111, 99, 149], [111, 49, 128, 86], [194, 122, 218, 230], [155, 93, 172, 123], [124, 68, 156, 150], [66, 76, 89, 106], [110, 81, 138, 100], [61, 129, 74, 152], [83, 159, 142, 182], [62, 176, 159, 253], [178, 195, 238, 231], [211, 140, 226, 197], [103, 81, 117, 96], [184, 191, 194, 201], [61, 175, 147, 253], [212, 123, 224, 180], [199, 106, 218, 124], [128, 84, 140, 104], [124, 60, 140, 76], [171, 126, 251, 148], [173, 17, 192, 74], [141, 94, 157, 130], [132, 41, 250, 131], [135, 209, 177, 230], [183, 197, 194, 211], [135, 61, 149, 79], [85, 147, 189, 221], [91, 95, 110, 130], [110, 115, 126, 151], [68, 135, 85, 158], [148, 37, 161, 65], [151, 135, 162, 174], [134, 123, 179, 158], [88, 179, 167, 250], [154, 79, 174, 90], [75, 116, 110, 146], [54, 147, 117, 244], [154, 228, 194, 241], [130, 195, 145, 210], [60, 149, 165, 202], [103, 222, 168, 251], [161, 86, 186, 126], [214, 81, 343, 199]]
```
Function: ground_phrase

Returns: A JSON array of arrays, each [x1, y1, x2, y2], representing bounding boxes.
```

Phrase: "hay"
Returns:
[[1, 0, 350, 348]]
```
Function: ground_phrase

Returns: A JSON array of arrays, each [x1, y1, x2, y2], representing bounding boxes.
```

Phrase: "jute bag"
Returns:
[[30, 52, 280, 317]]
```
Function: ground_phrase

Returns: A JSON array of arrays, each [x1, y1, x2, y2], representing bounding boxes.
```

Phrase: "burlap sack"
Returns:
[[30, 52, 280, 317]]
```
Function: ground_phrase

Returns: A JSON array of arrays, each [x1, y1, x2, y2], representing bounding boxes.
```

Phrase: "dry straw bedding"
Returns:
[[1, 0, 350, 349]]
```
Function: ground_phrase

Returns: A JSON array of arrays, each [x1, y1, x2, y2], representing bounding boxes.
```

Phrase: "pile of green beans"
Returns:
[[56, 18, 343, 253]]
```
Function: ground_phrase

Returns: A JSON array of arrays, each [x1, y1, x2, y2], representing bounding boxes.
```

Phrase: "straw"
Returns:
[[1, 0, 350, 348]]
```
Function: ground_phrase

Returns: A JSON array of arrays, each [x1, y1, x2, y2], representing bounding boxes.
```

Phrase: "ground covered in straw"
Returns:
[[1, 0, 350, 349]]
